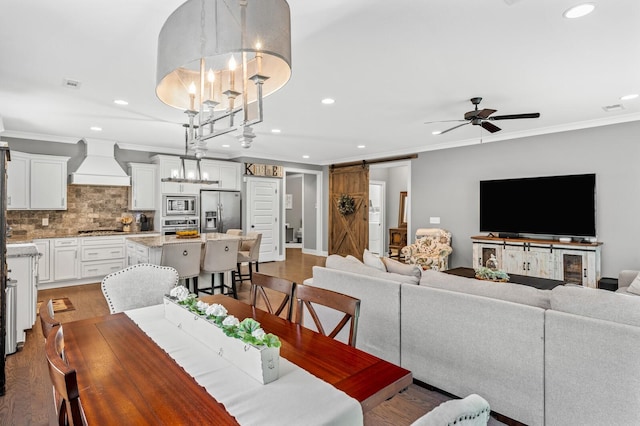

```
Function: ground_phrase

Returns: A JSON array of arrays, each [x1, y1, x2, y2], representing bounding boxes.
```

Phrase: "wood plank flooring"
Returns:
[[0, 248, 504, 425]]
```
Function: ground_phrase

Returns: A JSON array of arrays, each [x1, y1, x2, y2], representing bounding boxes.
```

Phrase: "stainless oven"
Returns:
[[163, 195, 198, 216], [161, 216, 200, 235]]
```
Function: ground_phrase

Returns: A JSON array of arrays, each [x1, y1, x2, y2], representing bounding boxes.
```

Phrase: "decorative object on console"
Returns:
[[337, 194, 356, 216], [120, 214, 133, 232], [156, 0, 292, 153], [485, 254, 499, 270], [474, 266, 510, 282], [401, 228, 453, 271]]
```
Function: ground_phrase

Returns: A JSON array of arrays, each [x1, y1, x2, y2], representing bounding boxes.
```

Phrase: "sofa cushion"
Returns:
[[628, 274, 640, 295], [363, 249, 386, 271], [551, 285, 640, 327], [325, 254, 419, 285], [420, 269, 551, 309], [382, 257, 422, 280]]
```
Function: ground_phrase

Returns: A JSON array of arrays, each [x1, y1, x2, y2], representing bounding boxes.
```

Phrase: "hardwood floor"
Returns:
[[0, 248, 504, 425]]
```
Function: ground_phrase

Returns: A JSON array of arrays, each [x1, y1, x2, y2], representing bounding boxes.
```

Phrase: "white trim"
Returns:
[[283, 167, 323, 260]]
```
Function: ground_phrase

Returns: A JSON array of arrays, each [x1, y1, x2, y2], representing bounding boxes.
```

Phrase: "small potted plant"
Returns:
[[120, 215, 133, 232]]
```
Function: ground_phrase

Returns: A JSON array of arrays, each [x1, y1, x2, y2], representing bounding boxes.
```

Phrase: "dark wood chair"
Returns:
[[45, 326, 87, 426], [293, 284, 361, 347], [39, 299, 60, 340], [250, 272, 296, 321]]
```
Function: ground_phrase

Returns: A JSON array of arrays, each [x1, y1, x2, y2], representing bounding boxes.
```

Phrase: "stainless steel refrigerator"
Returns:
[[200, 190, 242, 234]]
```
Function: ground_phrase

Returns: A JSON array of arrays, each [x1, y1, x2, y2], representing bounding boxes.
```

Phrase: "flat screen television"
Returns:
[[479, 173, 596, 238]]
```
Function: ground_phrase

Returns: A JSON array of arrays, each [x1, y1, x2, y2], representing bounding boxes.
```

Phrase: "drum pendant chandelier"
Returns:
[[156, 0, 292, 154]]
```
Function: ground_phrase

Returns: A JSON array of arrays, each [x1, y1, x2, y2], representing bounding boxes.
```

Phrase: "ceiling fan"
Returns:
[[426, 97, 540, 135]]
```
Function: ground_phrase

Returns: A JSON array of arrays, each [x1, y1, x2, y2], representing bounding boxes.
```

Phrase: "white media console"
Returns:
[[471, 236, 602, 288]]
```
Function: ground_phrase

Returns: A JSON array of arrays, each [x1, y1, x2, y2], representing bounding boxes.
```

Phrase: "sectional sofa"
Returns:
[[303, 255, 640, 426]]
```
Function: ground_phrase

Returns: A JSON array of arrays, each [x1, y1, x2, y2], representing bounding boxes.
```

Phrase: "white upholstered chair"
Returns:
[[199, 239, 240, 298], [160, 241, 202, 294], [411, 394, 490, 426], [101, 263, 179, 313], [236, 232, 262, 284]]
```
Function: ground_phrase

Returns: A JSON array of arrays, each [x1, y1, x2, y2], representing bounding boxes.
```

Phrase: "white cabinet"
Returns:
[[7, 151, 29, 210], [200, 159, 242, 190], [7, 151, 69, 210], [33, 239, 51, 283], [472, 236, 601, 287], [53, 238, 79, 281], [128, 163, 157, 210], [30, 155, 68, 210], [80, 236, 126, 278], [152, 155, 200, 194], [125, 239, 161, 266], [7, 243, 39, 344]]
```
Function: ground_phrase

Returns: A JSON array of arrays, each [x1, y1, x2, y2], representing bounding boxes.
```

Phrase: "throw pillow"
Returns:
[[363, 249, 386, 272], [382, 257, 422, 280], [346, 255, 363, 264], [628, 273, 640, 295]]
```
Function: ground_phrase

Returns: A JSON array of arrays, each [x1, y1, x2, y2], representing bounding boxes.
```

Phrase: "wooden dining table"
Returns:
[[62, 294, 412, 425]]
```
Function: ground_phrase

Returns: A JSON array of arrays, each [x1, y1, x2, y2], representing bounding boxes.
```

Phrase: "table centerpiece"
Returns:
[[164, 286, 281, 384]]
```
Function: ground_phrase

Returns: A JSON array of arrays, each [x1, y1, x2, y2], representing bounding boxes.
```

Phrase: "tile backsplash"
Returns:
[[7, 185, 154, 239]]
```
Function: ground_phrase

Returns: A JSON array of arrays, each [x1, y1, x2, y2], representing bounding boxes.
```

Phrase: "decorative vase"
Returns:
[[486, 254, 498, 271], [123, 224, 131, 232]]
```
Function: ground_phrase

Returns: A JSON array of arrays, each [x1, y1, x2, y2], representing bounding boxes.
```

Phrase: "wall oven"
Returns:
[[161, 217, 200, 235], [163, 195, 198, 216]]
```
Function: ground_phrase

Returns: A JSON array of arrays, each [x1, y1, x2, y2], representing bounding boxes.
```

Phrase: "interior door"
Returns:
[[247, 178, 280, 262], [368, 181, 385, 255], [329, 164, 369, 259]]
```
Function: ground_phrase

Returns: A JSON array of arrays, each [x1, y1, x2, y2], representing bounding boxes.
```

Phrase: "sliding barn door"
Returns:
[[329, 164, 369, 259]]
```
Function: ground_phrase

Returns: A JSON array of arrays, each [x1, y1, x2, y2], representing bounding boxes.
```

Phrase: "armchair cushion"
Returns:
[[401, 228, 453, 271]]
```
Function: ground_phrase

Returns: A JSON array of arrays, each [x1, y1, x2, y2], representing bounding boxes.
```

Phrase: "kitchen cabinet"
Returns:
[[7, 151, 29, 209], [7, 243, 39, 344], [126, 239, 161, 266], [7, 151, 69, 210], [471, 236, 601, 287], [128, 163, 157, 210], [152, 154, 200, 194], [199, 159, 242, 190], [53, 238, 79, 281], [80, 236, 125, 278], [33, 239, 51, 283]]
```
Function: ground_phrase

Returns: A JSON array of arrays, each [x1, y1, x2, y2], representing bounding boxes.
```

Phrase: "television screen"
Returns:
[[479, 174, 596, 238]]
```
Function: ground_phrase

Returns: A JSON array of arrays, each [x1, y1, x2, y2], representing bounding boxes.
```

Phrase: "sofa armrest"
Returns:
[[618, 270, 639, 288]]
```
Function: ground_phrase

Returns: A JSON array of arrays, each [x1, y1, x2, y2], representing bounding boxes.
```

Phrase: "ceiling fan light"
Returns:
[[563, 3, 595, 19]]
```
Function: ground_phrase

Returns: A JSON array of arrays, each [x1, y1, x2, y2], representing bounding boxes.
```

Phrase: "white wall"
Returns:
[[410, 120, 640, 278]]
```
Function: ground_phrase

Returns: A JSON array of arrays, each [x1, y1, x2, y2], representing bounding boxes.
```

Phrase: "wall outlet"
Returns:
[[42, 217, 49, 226], [429, 217, 441, 224]]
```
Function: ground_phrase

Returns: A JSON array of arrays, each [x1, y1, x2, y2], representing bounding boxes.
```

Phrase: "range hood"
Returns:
[[69, 139, 130, 186]]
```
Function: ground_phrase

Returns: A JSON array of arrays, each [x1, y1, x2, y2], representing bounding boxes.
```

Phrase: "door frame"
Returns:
[[283, 167, 323, 257], [369, 160, 412, 247], [245, 176, 282, 262], [369, 180, 386, 255]]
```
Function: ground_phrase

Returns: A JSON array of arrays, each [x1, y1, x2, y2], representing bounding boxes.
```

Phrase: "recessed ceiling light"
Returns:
[[357, 145, 365, 149], [222, 144, 230, 148], [432, 130, 442, 135], [602, 104, 625, 112], [114, 99, 129, 106], [90, 126, 102, 132], [271, 129, 281, 133], [321, 98, 335, 105], [620, 94, 639, 101], [563, 3, 595, 19], [302, 155, 310, 159]]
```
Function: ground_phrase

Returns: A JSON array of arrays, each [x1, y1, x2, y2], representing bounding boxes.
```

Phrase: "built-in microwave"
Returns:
[[163, 195, 198, 216]]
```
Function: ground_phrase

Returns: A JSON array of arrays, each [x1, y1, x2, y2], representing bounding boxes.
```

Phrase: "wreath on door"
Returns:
[[337, 194, 356, 216]]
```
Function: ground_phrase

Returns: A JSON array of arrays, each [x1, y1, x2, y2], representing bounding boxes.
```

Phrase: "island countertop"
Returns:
[[127, 232, 248, 249]]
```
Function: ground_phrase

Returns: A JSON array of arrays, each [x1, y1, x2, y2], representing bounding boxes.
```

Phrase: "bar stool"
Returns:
[[199, 239, 240, 298], [160, 241, 202, 294], [236, 232, 262, 284]]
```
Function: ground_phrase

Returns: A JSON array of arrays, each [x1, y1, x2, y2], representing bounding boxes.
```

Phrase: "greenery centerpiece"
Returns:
[[474, 266, 510, 282]]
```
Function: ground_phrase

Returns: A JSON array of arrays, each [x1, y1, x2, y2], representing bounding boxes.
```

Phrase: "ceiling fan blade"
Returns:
[[437, 122, 471, 135], [481, 121, 501, 133], [490, 113, 540, 120], [476, 108, 497, 119], [424, 119, 467, 125]]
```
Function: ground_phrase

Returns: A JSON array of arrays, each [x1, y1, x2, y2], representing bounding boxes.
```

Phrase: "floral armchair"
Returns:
[[400, 228, 453, 271]]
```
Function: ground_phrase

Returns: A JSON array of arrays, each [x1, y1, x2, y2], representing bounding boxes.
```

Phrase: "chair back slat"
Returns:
[[39, 299, 61, 340], [251, 273, 295, 320], [45, 326, 87, 426], [294, 284, 361, 347]]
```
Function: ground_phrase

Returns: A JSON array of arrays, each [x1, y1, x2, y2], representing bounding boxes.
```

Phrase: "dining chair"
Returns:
[[250, 272, 296, 321], [39, 299, 61, 340], [236, 232, 262, 284], [101, 263, 179, 314], [199, 239, 240, 298], [410, 394, 490, 426], [45, 325, 87, 426], [160, 241, 202, 294], [293, 284, 361, 347]]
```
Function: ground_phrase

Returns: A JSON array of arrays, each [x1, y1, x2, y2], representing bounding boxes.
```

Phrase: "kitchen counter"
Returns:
[[7, 230, 159, 243], [127, 233, 247, 249], [7, 242, 41, 257]]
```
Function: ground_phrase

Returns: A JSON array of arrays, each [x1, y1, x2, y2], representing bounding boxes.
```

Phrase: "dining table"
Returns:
[[61, 294, 412, 425]]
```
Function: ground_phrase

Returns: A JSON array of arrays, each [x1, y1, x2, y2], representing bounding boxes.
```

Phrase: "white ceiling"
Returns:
[[1, 0, 639, 165]]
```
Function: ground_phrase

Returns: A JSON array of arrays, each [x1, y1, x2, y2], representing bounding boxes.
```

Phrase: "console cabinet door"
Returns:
[[472, 242, 503, 269], [555, 249, 597, 287]]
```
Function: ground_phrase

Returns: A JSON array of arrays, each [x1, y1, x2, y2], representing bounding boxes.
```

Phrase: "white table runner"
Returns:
[[126, 305, 363, 426]]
